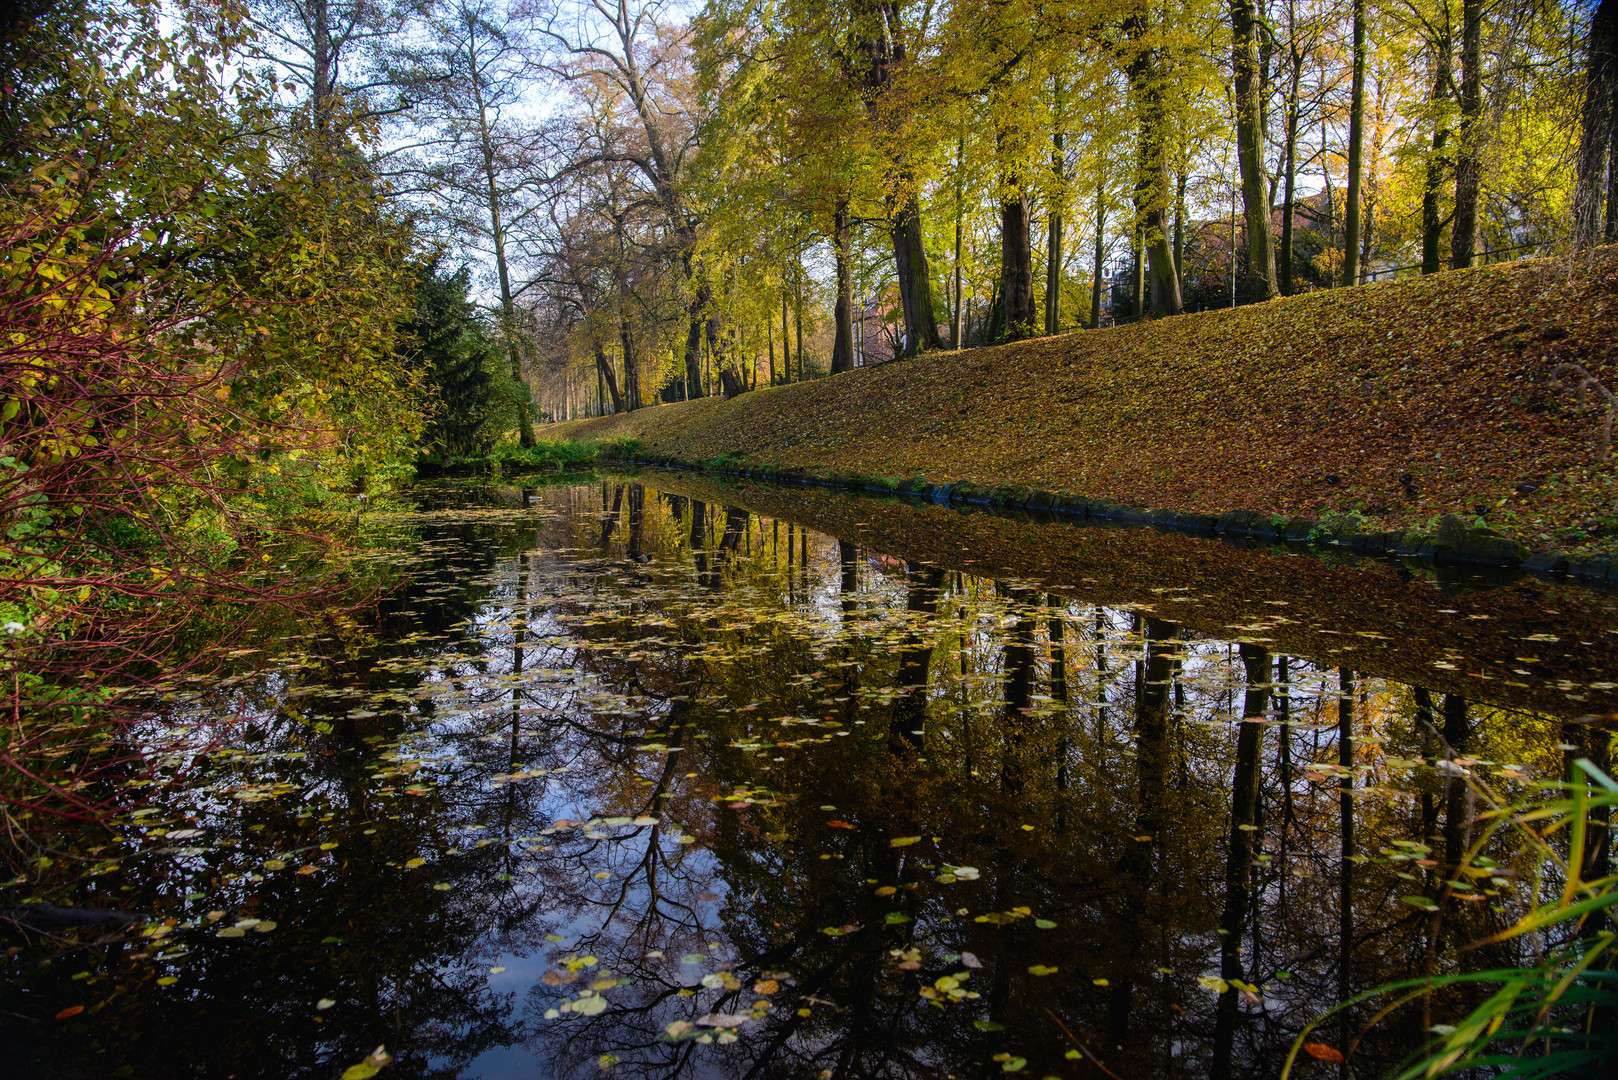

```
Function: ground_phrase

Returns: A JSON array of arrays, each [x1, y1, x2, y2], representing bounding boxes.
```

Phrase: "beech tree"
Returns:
[[534, 0, 710, 399], [364, 0, 1599, 415]]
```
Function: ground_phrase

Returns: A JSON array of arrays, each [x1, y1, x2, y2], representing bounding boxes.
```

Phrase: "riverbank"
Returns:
[[550, 250, 1618, 574]]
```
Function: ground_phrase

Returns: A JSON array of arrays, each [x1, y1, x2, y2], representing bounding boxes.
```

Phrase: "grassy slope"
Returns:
[[553, 250, 1618, 551]]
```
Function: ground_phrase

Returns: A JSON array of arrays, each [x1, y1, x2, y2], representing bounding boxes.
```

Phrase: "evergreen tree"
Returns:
[[403, 263, 510, 456]]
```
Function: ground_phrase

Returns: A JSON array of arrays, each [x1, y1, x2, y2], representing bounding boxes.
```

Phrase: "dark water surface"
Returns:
[[5, 472, 1617, 1079]]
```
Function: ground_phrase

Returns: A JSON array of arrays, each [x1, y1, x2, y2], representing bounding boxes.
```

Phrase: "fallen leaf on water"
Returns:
[[341, 1045, 393, 1079], [890, 836, 922, 847], [1303, 1043, 1345, 1063]]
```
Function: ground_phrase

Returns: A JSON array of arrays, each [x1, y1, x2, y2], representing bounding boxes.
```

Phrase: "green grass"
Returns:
[[1288, 759, 1618, 1078], [419, 436, 641, 475]]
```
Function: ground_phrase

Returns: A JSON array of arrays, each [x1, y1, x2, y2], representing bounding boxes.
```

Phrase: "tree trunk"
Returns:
[[851, 0, 940, 355], [831, 200, 856, 373], [954, 130, 966, 348], [1211, 644, 1271, 1080], [1132, 220, 1145, 320], [1231, 0, 1279, 301], [1144, 173, 1181, 316], [1338, 668, 1356, 1067], [311, 0, 334, 139], [1451, 0, 1483, 269], [682, 279, 710, 399], [1280, 85, 1299, 294], [469, 37, 535, 447], [780, 290, 792, 384], [1127, 34, 1183, 318], [619, 320, 640, 412], [1091, 157, 1106, 328], [1173, 163, 1186, 281], [1046, 81, 1065, 335], [794, 274, 805, 378], [998, 585, 1038, 795], [705, 312, 724, 397], [766, 318, 775, 384], [1421, 39, 1453, 274], [1608, 103, 1618, 240], [1047, 168, 1064, 334], [594, 339, 623, 414], [1341, 0, 1366, 286], [892, 191, 944, 354], [999, 166, 1036, 341], [1574, 0, 1617, 250]]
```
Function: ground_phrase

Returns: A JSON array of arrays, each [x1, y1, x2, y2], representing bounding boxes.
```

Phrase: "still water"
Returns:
[[4, 472, 1616, 1079]]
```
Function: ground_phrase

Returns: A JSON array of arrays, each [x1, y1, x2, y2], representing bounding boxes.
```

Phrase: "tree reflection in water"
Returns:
[[1, 476, 1605, 1080]]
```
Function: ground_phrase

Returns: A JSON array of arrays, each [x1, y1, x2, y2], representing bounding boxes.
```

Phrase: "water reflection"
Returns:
[[2, 475, 1612, 1079]]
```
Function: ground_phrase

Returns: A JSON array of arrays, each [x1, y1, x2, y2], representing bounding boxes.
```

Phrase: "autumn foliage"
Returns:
[[554, 250, 1618, 553], [0, 1, 421, 837]]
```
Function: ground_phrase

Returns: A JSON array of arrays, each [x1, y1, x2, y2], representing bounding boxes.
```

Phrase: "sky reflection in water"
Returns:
[[4, 473, 1615, 1080]]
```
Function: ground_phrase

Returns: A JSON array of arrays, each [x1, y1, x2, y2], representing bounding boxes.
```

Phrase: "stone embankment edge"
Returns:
[[598, 450, 1617, 587]]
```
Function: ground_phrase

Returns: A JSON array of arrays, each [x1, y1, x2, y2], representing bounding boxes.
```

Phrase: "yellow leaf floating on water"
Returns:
[[341, 1046, 393, 1079]]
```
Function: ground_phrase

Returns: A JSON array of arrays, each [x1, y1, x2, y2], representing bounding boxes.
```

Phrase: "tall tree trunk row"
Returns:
[[1231, 0, 1278, 302]]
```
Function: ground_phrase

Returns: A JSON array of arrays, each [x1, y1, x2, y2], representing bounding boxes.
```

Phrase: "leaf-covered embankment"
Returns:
[[551, 251, 1618, 560]]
